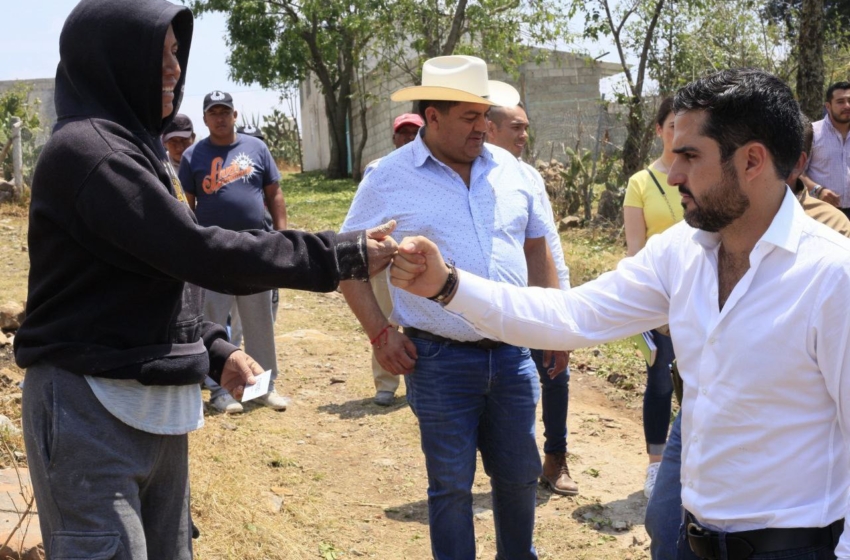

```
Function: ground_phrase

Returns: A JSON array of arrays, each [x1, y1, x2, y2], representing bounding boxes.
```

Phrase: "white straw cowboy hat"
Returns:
[[391, 55, 520, 107]]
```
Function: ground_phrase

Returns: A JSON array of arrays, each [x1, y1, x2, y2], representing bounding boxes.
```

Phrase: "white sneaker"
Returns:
[[210, 392, 243, 414], [256, 391, 290, 411], [644, 462, 661, 498]]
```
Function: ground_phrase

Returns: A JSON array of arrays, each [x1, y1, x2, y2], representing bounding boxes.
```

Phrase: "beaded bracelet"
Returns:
[[428, 260, 458, 304]]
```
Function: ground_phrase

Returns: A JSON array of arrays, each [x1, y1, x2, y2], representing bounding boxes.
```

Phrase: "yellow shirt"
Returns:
[[623, 168, 684, 238]]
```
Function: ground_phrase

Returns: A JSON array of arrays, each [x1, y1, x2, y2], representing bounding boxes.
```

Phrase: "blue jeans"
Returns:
[[644, 330, 675, 455], [531, 349, 570, 455], [646, 411, 683, 560], [405, 340, 540, 560]]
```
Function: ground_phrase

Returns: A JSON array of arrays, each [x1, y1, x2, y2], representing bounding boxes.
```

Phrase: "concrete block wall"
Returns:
[[300, 51, 625, 173]]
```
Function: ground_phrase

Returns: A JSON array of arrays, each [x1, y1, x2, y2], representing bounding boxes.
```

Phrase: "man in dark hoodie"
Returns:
[[13, 0, 396, 558]]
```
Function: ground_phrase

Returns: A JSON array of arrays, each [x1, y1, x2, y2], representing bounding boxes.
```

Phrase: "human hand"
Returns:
[[820, 188, 840, 207], [365, 220, 398, 277], [220, 350, 263, 400], [372, 327, 418, 375], [542, 350, 570, 379], [390, 236, 449, 298]]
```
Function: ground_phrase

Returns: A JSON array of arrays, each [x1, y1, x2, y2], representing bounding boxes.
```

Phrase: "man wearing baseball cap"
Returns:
[[179, 90, 290, 413], [392, 113, 424, 149], [161, 113, 195, 174], [340, 56, 563, 559]]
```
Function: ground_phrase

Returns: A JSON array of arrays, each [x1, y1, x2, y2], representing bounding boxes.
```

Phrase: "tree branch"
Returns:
[[441, 0, 469, 55]]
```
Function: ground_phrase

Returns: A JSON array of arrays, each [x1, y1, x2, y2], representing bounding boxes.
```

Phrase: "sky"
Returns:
[[2, 1, 628, 140], [1, 0, 288, 140]]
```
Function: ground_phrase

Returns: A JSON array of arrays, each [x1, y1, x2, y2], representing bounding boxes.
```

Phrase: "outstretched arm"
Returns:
[[391, 236, 669, 351]]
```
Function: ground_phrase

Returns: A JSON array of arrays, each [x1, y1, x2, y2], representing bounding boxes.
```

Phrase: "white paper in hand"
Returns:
[[241, 369, 272, 403]]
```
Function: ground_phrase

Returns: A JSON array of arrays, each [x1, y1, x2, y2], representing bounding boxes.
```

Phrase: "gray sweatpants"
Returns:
[[22, 365, 192, 560], [203, 289, 279, 396]]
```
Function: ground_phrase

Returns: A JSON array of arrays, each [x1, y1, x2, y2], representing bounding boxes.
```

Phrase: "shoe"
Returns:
[[644, 462, 661, 498], [256, 391, 290, 411], [374, 391, 395, 406], [210, 392, 243, 414], [541, 452, 579, 496]]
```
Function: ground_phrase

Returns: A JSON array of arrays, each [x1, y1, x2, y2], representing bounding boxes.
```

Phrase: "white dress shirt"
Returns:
[[519, 161, 570, 290], [342, 131, 549, 341], [446, 188, 850, 555]]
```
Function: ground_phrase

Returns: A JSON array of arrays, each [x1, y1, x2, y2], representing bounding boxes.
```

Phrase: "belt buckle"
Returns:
[[687, 521, 719, 560], [688, 522, 705, 536]]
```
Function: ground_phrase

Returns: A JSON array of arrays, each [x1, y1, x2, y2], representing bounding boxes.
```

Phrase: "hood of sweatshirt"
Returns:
[[55, 0, 193, 150]]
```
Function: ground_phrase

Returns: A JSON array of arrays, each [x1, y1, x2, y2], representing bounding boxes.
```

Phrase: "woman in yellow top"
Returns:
[[622, 97, 681, 499]]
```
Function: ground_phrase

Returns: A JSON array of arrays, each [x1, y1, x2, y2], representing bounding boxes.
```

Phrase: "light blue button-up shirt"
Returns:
[[343, 130, 549, 341]]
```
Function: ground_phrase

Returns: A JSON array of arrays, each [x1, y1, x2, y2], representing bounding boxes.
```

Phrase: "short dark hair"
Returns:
[[488, 101, 526, 127], [826, 82, 850, 102], [673, 68, 802, 180], [417, 100, 460, 122], [655, 96, 674, 128]]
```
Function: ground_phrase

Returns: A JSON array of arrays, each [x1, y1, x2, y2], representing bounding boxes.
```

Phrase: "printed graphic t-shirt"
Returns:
[[179, 134, 281, 231]]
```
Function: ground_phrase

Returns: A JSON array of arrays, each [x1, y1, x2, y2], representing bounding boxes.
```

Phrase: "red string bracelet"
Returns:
[[370, 324, 393, 347]]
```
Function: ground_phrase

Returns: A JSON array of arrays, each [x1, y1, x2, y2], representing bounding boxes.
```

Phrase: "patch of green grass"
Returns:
[[280, 171, 358, 232], [560, 224, 625, 287]]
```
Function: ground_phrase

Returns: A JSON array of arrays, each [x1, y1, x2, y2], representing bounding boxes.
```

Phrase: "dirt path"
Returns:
[[188, 289, 653, 560], [0, 209, 653, 559]]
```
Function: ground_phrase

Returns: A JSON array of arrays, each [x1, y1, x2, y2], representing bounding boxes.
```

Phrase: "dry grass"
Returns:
[[0, 204, 30, 305], [0, 178, 658, 559]]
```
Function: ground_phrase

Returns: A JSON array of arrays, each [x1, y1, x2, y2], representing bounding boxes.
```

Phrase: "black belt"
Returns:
[[685, 511, 843, 560], [403, 327, 505, 351]]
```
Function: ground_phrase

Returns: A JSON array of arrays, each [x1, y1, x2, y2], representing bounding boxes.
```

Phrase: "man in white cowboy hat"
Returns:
[[340, 55, 565, 560]]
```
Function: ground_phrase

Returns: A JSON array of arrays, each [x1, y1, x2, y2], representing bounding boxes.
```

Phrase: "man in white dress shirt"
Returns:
[[485, 102, 578, 496], [391, 68, 850, 560]]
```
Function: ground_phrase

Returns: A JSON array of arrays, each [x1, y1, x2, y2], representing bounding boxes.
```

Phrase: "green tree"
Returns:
[[647, 0, 793, 94], [796, 0, 825, 119], [189, 0, 380, 179], [190, 0, 571, 180], [374, 0, 569, 86], [568, 0, 667, 220], [0, 84, 42, 188]]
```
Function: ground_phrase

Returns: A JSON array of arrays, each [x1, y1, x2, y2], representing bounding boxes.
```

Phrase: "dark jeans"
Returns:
[[644, 329, 675, 455], [22, 364, 193, 560], [646, 411, 683, 560], [531, 349, 570, 455], [404, 340, 540, 560]]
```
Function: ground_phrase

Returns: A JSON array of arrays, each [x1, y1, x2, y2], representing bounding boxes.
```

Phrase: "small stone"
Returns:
[[0, 332, 7, 346], [612, 520, 629, 531], [0, 301, 24, 330], [262, 490, 283, 513], [558, 216, 583, 231], [220, 422, 237, 431], [0, 415, 20, 436], [473, 507, 493, 520]]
